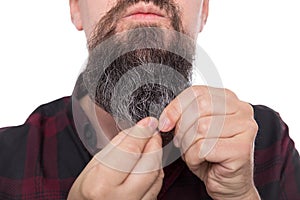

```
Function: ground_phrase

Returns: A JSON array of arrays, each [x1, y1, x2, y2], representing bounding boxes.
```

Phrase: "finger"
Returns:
[[178, 114, 251, 151], [141, 170, 164, 200], [124, 134, 163, 199], [94, 117, 158, 186], [130, 133, 163, 173], [171, 95, 239, 148], [159, 86, 237, 132], [172, 98, 201, 147], [184, 133, 256, 172]]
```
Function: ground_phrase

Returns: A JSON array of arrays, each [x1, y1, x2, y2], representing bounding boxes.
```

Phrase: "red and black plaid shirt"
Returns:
[[0, 95, 300, 199]]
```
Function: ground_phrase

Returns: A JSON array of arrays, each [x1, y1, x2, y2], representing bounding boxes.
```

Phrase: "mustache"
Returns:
[[87, 0, 183, 51]]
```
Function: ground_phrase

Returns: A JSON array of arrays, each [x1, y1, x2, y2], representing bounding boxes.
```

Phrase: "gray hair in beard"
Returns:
[[83, 1, 196, 146]]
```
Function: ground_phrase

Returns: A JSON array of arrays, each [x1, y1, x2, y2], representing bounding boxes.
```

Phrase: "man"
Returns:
[[0, 0, 299, 200]]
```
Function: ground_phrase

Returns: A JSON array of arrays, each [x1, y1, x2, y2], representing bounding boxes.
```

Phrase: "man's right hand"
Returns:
[[67, 117, 163, 200]]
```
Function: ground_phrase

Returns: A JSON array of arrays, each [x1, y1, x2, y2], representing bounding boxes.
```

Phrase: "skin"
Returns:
[[159, 86, 260, 199], [69, 0, 207, 39], [68, 0, 261, 199]]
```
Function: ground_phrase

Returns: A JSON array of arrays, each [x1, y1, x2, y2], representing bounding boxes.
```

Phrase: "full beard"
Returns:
[[82, 0, 196, 146]]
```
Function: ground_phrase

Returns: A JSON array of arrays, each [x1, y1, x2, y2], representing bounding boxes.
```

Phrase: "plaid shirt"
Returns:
[[0, 96, 300, 199]]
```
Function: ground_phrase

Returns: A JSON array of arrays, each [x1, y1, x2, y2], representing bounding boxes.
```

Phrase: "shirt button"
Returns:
[[84, 124, 97, 152]]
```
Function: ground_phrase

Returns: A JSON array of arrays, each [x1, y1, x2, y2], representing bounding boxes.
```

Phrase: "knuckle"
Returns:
[[240, 101, 254, 115], [185, 150, 201, 169], [250, 119, 259, 133], [184, 153, 195, 167], [186, 159, 199, 170], [121, 140, 143, 153], [191, 85, 209, 96], [197, 97, 210, 114], [175, 117, 183, 133], [197, 118, 210, 134], [246, 118, 259, 136], [165, 102, 181, 121], [224, 88, 237, 98], [80, 185, 98, 199], [80, 167, 106, 199]]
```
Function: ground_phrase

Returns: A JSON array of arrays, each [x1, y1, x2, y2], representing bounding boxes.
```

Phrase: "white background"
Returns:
[[0, 0, 299, 150]]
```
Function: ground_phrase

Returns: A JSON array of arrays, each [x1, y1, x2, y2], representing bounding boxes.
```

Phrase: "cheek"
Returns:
[[80, 0, 115, 37], [178, 0, 203, 37]]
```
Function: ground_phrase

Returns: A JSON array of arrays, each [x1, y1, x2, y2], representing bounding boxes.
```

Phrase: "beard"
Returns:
[[82, 0, 196, 146]]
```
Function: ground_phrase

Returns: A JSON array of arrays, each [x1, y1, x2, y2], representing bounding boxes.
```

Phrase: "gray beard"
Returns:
[[83, 27, 195, 146], [81, 0, 196, 147]]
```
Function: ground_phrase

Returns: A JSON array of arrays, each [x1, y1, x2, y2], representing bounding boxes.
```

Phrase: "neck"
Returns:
[[79, 95, 119, 145]]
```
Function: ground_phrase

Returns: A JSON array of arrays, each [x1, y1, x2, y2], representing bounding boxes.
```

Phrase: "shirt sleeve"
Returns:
[[253, 105, 300, 199]]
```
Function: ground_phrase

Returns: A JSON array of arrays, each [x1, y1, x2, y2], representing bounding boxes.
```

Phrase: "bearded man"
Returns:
[[0, 0, 299, 199]]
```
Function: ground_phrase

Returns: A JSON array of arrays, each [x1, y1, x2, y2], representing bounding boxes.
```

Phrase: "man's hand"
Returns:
[[159, 86, 260, 200], [68, 117, 164, 200]]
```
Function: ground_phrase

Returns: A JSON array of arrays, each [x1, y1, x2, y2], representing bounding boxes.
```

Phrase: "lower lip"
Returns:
[[124, 13, 164, 21]]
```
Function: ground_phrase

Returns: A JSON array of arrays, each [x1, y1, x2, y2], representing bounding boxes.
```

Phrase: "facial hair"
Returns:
[[87, 0, 184, 51], [83, 0, 196, 146]]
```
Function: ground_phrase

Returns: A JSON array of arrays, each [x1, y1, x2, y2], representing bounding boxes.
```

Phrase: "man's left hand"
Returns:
[[159, 86, 260, 200]]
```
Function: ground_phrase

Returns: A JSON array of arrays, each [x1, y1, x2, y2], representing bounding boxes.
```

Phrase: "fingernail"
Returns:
[[148, 117, 158, 129], [137, 117, 158, 129], [158, 113, 171, 131]]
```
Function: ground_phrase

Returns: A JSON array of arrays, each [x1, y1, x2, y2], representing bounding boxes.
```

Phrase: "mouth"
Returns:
[[122, 3, 168, 22]]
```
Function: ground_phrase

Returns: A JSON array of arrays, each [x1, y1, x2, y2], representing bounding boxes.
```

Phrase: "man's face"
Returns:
[[70, 0, 208, 40], [72, 0, 209, 148]]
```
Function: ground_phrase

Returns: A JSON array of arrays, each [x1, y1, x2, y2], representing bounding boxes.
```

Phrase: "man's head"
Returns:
[[70, 0, 210, 147], [69, 0, 209, 41]]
